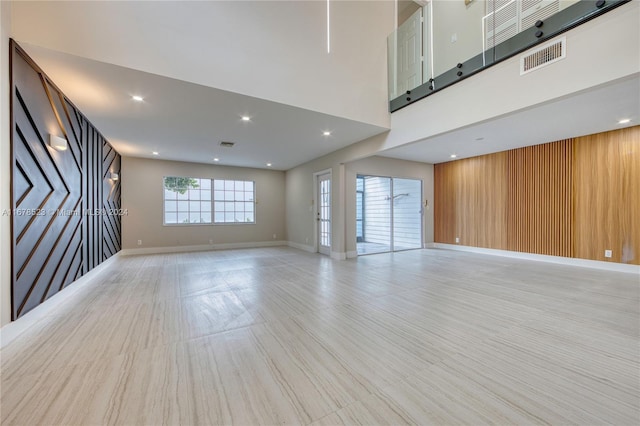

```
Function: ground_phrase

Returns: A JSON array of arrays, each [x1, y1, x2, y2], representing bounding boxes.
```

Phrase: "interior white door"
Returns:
[[397, 8, 423, 95], [317, 173, 331, 255]]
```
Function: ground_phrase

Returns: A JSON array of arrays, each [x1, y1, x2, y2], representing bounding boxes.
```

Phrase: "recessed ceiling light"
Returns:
[[266, 163, 272, 167], [213, 158, 219, 162], [241, 116, 251, 121], [132, 95, 144, 102], [618, 118, 631, 124], [475, 137, 484, 141], [152, 151, 159, 156], [323, 131, 331, 136], [450, 154, 457, 158]]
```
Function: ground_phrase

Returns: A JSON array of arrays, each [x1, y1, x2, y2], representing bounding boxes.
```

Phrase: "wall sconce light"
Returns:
[[110, 172, 119, 181], [48, 134, 68, 151]]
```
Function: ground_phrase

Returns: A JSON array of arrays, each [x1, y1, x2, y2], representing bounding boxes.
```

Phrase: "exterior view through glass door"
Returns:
[[317, 172, 331, 255], [356, 175, 422, 255]]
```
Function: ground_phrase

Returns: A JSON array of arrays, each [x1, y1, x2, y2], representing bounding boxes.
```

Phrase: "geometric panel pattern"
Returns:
[[10, 41, 121, 320]]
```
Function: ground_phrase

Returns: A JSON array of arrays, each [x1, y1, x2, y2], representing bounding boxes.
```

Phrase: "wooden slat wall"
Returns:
[[574, 127, 640, 264], [506, 140, 573, 256], [10, 42, 122, 319], [434, 127, 639, 265], [434, 151, 508, 249]]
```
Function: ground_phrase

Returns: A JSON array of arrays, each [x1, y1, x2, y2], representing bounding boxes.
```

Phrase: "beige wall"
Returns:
[[121, 157, 286, 250], [285, 154, 342, 255], [432, 0, 486, 77], [1, 1, 11, 327]]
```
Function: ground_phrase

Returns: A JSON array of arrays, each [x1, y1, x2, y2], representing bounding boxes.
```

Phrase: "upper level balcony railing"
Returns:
[[388, 0, 630, 112]]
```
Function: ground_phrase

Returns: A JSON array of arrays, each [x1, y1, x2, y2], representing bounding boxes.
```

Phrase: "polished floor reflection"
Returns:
[[1, 247, 638, 425]]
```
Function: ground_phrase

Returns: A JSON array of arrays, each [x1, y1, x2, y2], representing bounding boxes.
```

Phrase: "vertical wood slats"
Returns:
[[434, 151, 508, 250], [574, 127, 640, 263], [506, 140, 572, 257], [10, 42, 122, 319], [434, 128, 639, 265]]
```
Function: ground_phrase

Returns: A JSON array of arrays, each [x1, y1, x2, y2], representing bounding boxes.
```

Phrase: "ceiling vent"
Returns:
[[220, 141, 235, 148], [520, 36, 566, 75]]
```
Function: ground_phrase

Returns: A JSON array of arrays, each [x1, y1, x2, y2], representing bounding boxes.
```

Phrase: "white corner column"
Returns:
[[1, 0, 13, 327]]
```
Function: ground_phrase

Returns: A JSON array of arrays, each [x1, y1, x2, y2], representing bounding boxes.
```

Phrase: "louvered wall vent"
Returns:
[[520, 36, 566, 75], [220, 141, 235, 148]]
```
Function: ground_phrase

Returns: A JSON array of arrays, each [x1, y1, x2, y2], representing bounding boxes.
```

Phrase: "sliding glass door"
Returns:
[[392, 178, 423, 251], [356, 175, 422, 255], [358, 176, 392, 254]]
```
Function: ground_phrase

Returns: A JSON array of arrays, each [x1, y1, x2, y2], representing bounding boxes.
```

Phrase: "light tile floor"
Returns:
[[1, 247, 638, 425]]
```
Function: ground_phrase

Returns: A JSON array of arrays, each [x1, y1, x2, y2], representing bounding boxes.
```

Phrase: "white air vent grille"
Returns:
[[220, 141, 235, 148], [520, 37, 566, 75]]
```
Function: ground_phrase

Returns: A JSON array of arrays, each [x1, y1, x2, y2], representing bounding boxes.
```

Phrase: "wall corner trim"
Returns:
[[330, 251, 347, 261]]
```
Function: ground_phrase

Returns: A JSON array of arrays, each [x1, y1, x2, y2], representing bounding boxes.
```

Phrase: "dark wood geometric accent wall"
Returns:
[[10, 41, 121, 320]]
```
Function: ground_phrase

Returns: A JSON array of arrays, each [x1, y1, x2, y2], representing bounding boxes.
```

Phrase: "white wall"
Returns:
[[122, 157, 286, 250], [1, 1, 11, 327], [10, 0, 394, 128]]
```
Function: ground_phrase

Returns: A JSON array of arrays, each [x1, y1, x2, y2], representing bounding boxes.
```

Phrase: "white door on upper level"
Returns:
[[397, 7, 423, 96]]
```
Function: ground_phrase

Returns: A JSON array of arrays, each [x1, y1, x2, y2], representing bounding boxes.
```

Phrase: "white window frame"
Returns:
[[213, 179, 256, 225], [163, 176, 213, 226], [162, 177, 257, 226]]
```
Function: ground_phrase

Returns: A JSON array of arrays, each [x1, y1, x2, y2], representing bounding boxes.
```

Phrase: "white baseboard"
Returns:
[[0, 253, 121, 348], [331, 251, 347, 260], [121, 240, 287, 256], [425, 242, 437, 249], [287, 241, 315, 253], [432, 243, 640, 274], [346, 250, 358, 259], [287, 242, 352, 260]]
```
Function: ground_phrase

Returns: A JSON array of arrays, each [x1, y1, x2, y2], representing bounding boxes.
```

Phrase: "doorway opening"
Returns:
[[356, 175, 423, 255], [315, 171, 331, 256]]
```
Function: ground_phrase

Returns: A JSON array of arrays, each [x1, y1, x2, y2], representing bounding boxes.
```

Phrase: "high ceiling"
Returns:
[[21, 43, 389, 171], [11, 0, 396, 170], [11, 1, 639, 171]]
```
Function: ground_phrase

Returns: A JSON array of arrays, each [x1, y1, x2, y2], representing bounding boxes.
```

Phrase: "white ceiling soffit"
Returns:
[[10, 0, 394, 128], [379, 74, 640, 164], [21, 43, 388, 170]]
